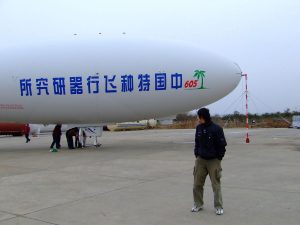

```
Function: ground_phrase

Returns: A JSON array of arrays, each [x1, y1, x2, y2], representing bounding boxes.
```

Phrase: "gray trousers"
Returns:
[[193, 157, 223, 209]]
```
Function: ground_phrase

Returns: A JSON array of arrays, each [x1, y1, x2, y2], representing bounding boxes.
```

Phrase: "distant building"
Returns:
[[158, 116, 176, 125]]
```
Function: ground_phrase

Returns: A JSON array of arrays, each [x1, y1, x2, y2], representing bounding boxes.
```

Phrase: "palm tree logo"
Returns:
[[194, 70, 206, 89]]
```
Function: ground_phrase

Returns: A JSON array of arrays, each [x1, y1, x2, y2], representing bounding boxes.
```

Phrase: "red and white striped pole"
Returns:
[[242, 74, 250, 143]]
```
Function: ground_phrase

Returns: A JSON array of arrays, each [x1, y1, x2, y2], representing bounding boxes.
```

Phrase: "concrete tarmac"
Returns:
[[0, 128, 299, 225]]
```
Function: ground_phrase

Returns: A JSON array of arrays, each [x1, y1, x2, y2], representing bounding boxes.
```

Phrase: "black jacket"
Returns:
[[194, 121, 227, 160], [52, 126, 62, 137]]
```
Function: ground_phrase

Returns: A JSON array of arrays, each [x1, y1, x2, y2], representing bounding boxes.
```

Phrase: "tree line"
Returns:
[[175, 109, 299, 128]]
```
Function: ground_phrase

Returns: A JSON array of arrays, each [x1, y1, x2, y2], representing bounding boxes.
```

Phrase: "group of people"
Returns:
[[49, 126, 87, 152], [23, 107, 227, 216], [24, 124, 90, 152]]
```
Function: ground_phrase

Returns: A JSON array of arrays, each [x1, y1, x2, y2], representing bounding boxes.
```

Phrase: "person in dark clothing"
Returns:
[[191, 108, 227, 215], [66, 127, 79, 149], [24, 124, 30, 143], [50, 124, 62, 152]]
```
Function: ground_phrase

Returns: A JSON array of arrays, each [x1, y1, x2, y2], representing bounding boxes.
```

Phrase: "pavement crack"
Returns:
[[23, 170, 189, 217], [0, 213, 59, 225], [23, 179, 149, 217]]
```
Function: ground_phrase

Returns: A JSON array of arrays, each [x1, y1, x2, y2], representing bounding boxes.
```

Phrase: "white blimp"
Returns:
[[0, 37, 242, 142]]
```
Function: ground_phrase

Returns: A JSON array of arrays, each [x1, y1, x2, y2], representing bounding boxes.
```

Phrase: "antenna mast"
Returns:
[[242, 74, 250, 143]]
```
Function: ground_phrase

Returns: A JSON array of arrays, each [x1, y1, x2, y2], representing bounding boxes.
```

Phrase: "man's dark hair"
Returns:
[[197, 108, 211, 122]]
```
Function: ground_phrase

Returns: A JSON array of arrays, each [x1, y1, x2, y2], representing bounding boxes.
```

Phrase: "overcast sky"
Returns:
[[0, 0, 299, 115]]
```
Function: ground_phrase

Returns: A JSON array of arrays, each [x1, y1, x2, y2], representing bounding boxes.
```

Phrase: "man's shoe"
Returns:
[[191, 205, 203, 212], [50, 148, 58, 152], [216, 208, 224, 215]]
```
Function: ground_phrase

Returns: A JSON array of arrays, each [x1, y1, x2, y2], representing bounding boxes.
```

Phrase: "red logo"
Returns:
[[184, 80, 198, 89]]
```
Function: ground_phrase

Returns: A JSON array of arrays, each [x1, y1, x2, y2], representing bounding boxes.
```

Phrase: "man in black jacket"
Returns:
[[191, 108, 227, 215], [50, 124, 62, 152]]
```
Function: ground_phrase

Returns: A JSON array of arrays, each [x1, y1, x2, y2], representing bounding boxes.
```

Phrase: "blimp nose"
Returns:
[[213, 61, 242, 99], [231, 62, 243, 86], [233, 62, 243, 76]]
